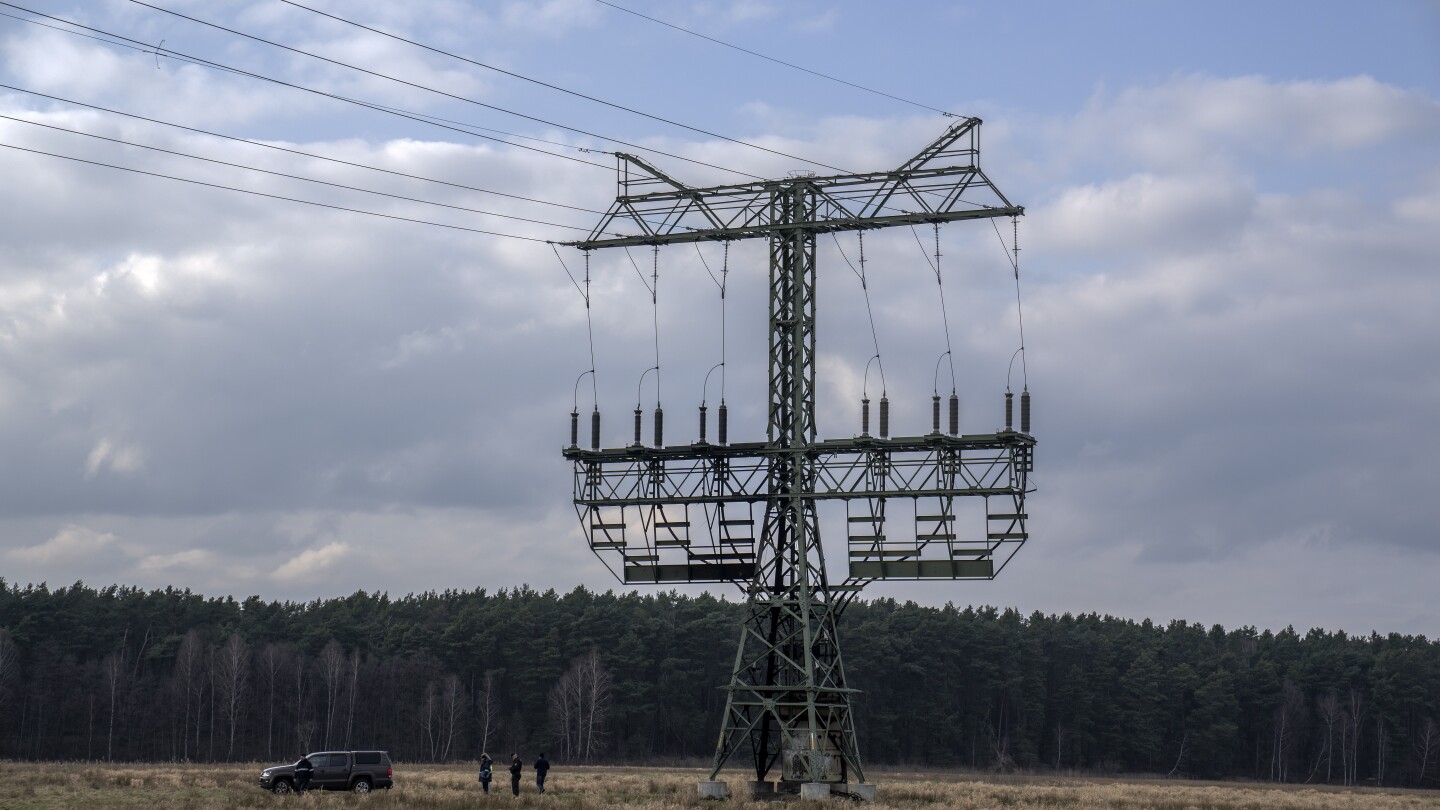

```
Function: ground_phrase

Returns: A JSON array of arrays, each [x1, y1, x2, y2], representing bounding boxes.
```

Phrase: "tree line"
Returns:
[[0, 579, 1435, 787]]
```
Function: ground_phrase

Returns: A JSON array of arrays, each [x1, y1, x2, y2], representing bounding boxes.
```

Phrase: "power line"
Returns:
[[0, 141, 552, 243], [270, 0, 851, 173], [3, 3, 950, 240], [81, 1, 772, 181], [0, 3, 610, 170], [0, 84, 606, 216], [335, 96, 614, 157], [592, 0, 956, 118], [0, 113, 595, 232], [1, 82, 692, 235]]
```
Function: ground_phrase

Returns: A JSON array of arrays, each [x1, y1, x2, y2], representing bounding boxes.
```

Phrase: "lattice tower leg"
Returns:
[[708, 185, 864, 787]]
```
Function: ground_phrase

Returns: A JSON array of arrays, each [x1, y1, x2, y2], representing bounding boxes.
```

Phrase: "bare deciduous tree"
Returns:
[[1375, 714, 1388, 786], [548, 649, 613, 764], [173, 630, 203, 761], [1166, 731, 1188, 778], [1270, 680, 1303, 782], [258, 643, 286, 760], [1307, 689, 1341, 783], [215, 634, 250, 760], [102, 651, 125, 761], [344, 650, 360, 750], [292, 649, 309, 752], [439, 674, 465, 762], [1341, 688, 1366, 786], [1418, 717, 1438, 785], [316, 640, 346, 750], [420, 679, 440, 762], [475, 670, 500, 758]]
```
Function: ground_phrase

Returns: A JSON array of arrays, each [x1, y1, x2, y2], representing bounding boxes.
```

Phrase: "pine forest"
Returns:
[[0, 580, 1436, 788]]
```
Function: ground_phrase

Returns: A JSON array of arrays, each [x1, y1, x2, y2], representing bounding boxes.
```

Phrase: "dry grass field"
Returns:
[[0, 762, 1435, 810]]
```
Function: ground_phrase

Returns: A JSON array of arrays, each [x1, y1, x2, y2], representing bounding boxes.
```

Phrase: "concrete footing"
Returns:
[[799, 782, 831, 800], [706, 778, 875, 802], [697, 780, 730, 799]]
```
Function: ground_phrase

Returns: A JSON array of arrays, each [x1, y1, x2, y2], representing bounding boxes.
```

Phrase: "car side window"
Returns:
[[313, 754, 337, 768], [355, 752, 380, 765]]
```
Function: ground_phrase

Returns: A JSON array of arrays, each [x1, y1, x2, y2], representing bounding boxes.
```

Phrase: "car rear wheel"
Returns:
[[352, 778, 372, 794], [271, 779, 294, 794]]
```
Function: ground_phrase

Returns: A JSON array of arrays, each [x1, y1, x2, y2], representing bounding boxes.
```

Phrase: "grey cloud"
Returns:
[[1, 11, 1437, 636]]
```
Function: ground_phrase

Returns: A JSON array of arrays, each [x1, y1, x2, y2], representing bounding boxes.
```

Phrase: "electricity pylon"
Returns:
[[561, 118, 1033, 800]]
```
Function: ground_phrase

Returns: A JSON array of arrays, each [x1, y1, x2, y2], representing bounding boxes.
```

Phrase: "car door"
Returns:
[[313, 753, 346, 788]]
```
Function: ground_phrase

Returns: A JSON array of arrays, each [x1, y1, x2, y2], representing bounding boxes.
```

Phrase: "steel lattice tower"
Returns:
[[562, 119, 1033, 800]]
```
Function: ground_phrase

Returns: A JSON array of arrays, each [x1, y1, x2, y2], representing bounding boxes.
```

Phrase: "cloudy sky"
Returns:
[[2, 1, 1437, 636]]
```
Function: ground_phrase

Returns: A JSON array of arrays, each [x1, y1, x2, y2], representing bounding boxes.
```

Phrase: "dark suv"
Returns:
[[258, 750, 393, 794]]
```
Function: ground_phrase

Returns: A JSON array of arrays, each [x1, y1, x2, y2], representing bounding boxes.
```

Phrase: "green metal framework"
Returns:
[[560, 118, 1032, 790]]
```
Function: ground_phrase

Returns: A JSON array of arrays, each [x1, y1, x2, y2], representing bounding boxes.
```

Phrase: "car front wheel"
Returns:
[[271, 779, 294, 794], [352, 778, 372, 794]]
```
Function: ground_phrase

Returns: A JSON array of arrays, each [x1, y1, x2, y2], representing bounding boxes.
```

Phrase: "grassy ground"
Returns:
[[0, 762, 1435, 810]]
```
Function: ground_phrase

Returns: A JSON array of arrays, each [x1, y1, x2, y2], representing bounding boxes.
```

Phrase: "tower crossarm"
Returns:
[[565, 117, 1022, 250], [565, 430, 1033, 586], [564, 431, 1034, 506]]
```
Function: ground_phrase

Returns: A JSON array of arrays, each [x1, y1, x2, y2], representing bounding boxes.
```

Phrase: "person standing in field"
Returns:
[[509, 753, 523, 797], [534, 752, 550, 794], [478, 753, 494, 794], [294, 753, 315, 795]]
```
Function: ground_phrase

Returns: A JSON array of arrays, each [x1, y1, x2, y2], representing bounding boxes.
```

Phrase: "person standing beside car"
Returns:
[[534, 752, 550, 794], [509, 753, 522, 796], [294, 753, 315, 795]]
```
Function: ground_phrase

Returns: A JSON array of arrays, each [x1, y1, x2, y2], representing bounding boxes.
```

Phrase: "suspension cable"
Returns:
[[832, 231, 886, 398], [623, 246, 660, 407], [992, 216, 1028, 391], [912, 224, 956, 394], [696, 241, 729, 404], [651, 246, 661, 407], [553, 245, 598, 409]]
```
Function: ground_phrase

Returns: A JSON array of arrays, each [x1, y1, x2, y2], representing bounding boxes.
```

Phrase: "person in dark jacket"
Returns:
[[294, 753, 315, 795], [478, 753, 493, 794], [509, 753, 522, 796], [534, 752, 550, 794]]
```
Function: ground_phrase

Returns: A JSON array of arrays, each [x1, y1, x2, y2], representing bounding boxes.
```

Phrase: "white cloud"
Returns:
[[83, 439, 146, 478], [498, 0, 601, 37], [1067, 74, 1440, 169], [137, 548, 217, 573], [1034, 172, 1255, 255], [272, 542, 351, 583], [8, 525, 119, 565]]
